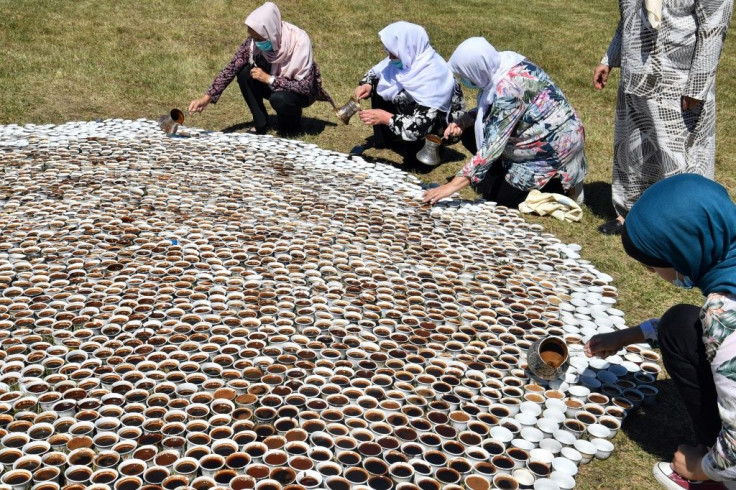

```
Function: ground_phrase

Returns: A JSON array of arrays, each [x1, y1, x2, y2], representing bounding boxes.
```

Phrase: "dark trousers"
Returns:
[[236, 66, 309, 131], [460, 129, 565, 208], [370, 93, 425, 166], [658, 304, 721, 446]]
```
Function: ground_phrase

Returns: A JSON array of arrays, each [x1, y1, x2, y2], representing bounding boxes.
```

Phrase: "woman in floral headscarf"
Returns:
[[586, 174, 736, 488], [188, 2, 332, 134], [350, 21, 465, 167], [423, 37, 587, 208]]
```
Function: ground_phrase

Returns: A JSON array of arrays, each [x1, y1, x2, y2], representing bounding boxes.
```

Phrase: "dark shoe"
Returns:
[[349, 140, 374, 157], [277, 125, 302, 137], [245, 126, 268, 135], [598, 219, 624, 235]]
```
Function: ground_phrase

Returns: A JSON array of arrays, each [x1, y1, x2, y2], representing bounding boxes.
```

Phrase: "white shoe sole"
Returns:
[[653, 462, 686, 490]]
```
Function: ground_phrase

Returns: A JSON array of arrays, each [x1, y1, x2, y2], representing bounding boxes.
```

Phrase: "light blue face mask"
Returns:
[[672, 272, 695, 289], [255, 39, 273, 51], [459, 76, 479, 89], [390, 59, 403, 70]]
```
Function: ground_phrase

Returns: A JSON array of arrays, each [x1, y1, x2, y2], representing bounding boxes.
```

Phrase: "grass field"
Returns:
[[1, 0, 735, 487]]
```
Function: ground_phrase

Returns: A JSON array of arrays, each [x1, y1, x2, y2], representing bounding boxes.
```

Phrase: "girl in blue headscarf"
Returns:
[[585, 174, 736, 487]]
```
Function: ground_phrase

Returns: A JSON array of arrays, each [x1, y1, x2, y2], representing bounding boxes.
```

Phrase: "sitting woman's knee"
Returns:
[[270, 92, 302, 118], [269, 92, 291, 110], [237, 66, 254, 86], [268, 91, 287, 110], [658, 303, 702, 344]]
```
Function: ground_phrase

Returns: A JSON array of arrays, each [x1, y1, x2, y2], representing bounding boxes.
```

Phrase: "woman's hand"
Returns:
[[422, 176, 470, 205], [423, 184, 456, 204], [584, 326, 646, 358], [593, 64, 611, 90], [682, 96, 703, 111], [672, 445, 710, 481], [250, 67, 271, 84], [359, 109, 392, 126], [355, 83, 373, 100], [444, 122, 463, 140], [188, 95, 212, 114], [584, 333, 623, 358]]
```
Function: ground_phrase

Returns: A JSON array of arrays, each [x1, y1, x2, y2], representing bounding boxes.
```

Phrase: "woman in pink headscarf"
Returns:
[[189, 2, 333, 134]]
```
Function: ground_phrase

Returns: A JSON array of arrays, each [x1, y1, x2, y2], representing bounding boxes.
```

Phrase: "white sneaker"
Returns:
[[652, 462, 727, 490]]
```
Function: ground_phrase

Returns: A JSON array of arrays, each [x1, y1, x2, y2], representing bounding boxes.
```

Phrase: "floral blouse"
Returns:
[[643, 293, 736, 481], [359, 69, 465, 142], [697, 293, 736, 481], [457, 60, 588, 192], [206, 37, 333, 106]]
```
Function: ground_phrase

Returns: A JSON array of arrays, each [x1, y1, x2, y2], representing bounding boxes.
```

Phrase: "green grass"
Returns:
[[2, 0, 736, 487]]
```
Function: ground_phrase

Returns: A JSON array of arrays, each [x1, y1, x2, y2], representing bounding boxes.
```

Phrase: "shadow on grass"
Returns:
[[297, 116, 338, 136], [441, 145, 469, 164], [583, 181, 616, 219], [357, 144, 467, 176], [220, 116, 337, 136], [620, 378, 696, 460]]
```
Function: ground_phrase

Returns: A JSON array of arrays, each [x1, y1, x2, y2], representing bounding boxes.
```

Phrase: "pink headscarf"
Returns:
[[245, 2, 313, 80]]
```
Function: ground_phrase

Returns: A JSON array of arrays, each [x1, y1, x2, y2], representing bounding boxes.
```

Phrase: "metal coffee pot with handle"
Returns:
[[158, 109, 185, 135], [526, 336, 570, 381], [416, 134, 442, 166]]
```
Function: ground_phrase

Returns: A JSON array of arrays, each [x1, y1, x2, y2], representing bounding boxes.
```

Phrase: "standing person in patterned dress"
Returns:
[[350, 21, 465, 167], [423, 37, 588, 208], [586, 174, 736, 489], [188, 2, 333, 134], [593, 0, 733, 235]]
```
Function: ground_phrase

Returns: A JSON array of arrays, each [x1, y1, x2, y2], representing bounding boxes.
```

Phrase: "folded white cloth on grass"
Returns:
[[518, 189, 583, 222]]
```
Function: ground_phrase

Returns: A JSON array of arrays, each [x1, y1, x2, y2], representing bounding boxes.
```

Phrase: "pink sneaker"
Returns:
[[653, 462, 727, 490]]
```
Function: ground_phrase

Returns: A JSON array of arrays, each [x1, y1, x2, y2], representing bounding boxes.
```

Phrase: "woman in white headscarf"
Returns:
[[423, 37, 588, 208], [351, 21, 465, 167], [188, 2, 333, 134]]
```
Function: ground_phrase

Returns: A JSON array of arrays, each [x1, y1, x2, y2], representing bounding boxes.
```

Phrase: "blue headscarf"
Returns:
[[624, 174, 736, 296]]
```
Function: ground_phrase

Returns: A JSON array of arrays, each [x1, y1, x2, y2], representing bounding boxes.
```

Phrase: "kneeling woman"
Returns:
[[585, 174, 736, 486], [352, 21, 464, 166], [423, 38, 587, 207], [189, 2, 333, 134]]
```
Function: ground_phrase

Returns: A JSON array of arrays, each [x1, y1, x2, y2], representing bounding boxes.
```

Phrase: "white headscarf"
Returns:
[[245, 2, 313, 80], [373, 22, 455, 113], [448, 37, 525, 147]]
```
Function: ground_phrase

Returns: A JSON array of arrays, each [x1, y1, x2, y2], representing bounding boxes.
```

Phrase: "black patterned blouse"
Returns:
[[359, 69, 465, 142]]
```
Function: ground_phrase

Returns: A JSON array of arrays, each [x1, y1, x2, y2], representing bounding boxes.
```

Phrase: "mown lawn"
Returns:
[[1, 0, 735, 487]]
